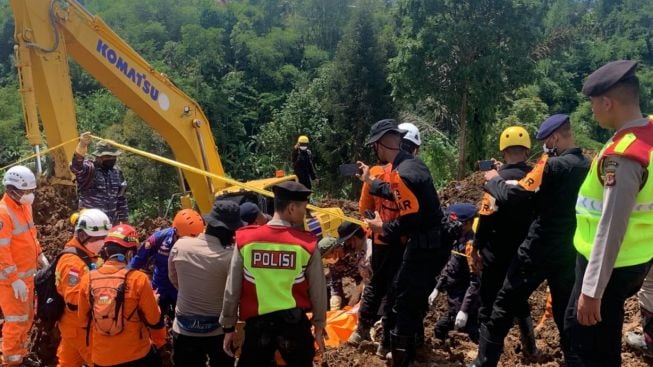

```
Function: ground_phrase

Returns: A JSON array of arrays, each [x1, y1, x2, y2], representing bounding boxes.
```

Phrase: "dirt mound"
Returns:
[[438, 172, 485, 206], [324, 285, 652, 367], [318, 198, 360, 218]]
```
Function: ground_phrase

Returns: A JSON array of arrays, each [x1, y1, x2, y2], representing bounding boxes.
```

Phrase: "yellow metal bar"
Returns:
[[90, 136, 365, 226]]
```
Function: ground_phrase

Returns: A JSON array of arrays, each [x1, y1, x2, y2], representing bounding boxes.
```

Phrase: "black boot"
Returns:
[[517, 317, 540, 358], [468, 324, 502, 367], [390, 331, 416, 367]]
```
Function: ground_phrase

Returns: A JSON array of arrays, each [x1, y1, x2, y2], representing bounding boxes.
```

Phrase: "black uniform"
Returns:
[[473, 149, 590, 367], [368, 150, 449, 364], [291, 148, 317, 189], [475, 162, 534, 326], [434, 231, 480, 342]]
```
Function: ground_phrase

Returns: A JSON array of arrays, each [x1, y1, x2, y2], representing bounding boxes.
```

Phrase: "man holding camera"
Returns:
[[470, 115, 589, 367]]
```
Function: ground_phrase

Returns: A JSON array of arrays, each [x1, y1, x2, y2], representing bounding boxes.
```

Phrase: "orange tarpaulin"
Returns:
[[323, 304, 360, 348]]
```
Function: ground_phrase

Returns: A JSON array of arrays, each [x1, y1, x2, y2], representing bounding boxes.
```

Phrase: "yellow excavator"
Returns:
[[9, 0, 347, 235]]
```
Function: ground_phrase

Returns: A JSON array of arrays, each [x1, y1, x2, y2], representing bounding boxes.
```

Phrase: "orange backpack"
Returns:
[[88, 267, 136, 337]]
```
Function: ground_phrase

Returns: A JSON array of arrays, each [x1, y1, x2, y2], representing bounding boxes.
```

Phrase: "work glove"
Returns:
[[76, 131, 92, 156], [454, 311, 468, 330], [428, 288, 439, 306], [38, 253, 50, 268], [329, 295, 342, 311], [11, 279, 28, 302]]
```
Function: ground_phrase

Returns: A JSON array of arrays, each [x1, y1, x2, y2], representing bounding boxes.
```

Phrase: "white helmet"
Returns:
[[398, 122, 421, 146], [3, 165, 37, 190], [75, 209, 111, 236]]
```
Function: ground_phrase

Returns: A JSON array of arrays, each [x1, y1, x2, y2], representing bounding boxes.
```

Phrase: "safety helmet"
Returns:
[[297, 135, 309, 144], [172, 209, 204, 237], [499, 126, 531, 151], [3, 165, 37, 190], [398, 123, 421, 146], [105, 224, 139, 249], [75, 209, 111, 236]]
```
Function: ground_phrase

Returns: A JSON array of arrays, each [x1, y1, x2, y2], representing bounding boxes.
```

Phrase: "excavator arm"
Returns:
[[10, 0, 226, 213]]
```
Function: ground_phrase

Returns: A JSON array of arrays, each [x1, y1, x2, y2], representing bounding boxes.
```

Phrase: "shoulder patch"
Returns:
[[600, 157, 619, 187]]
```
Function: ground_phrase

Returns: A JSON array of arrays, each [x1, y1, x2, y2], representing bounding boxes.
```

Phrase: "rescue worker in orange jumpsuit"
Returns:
[[78, 224, 164, 367], [0, 165, 49, 367], [55, 209, 111, 367]]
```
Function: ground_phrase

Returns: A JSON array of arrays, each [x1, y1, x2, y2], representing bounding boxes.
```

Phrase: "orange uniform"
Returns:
[[0, 193, 41, 365], [55, 238, 98, 367], [77, 260, 162, 366], [359, 164, 399, 244]]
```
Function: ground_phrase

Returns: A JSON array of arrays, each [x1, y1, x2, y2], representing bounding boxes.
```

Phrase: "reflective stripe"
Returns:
[[0, 204, 34, 235], [4, 314, 29, 322], [0, 238, 10, 246], [4, 354, 23, 362], [614, 133, 637, 153], [0, 265, 18, 279], [18, 268, 36, 278], [577, 195, 653, 214], [243, 269, 256, 284]]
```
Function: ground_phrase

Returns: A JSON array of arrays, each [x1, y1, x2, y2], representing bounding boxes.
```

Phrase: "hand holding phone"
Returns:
[[338, 163, 360, 176], [478, 160, 495, 171]]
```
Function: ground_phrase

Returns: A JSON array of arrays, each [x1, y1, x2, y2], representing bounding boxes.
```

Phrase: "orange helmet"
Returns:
[[105, 224, 139, 249], [172, 209, 204, 237]]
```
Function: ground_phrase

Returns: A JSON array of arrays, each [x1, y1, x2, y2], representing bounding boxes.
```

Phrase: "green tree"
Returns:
[[390, 0, 542, 178]]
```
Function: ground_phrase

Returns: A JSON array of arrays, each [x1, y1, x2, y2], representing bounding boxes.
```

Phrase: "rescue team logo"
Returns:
[[251, 250, 296, 270]]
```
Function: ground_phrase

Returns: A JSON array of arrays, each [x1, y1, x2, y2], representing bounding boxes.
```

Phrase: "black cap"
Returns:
[[272, 181, 312, 202], [365, 119, 407, 145], [536, 114, 570, 140], [240, 202, 261, 224], [582, 60, 638, 97], [336, 221, 364, 244], [203, 200, 245, 231]]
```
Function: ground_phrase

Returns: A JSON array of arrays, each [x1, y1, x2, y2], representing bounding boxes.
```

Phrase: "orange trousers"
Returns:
[[56, 326, 92, 367], [0, 281, 34, 366]]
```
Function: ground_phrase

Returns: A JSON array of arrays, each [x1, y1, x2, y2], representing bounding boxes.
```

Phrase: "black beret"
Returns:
[[536, 114, 570, 140], [273, 181, 312, 202], [582, 60, 638, 97]]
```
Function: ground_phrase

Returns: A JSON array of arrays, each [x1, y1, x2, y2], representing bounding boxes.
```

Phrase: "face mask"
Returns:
[[19, 193, 35, 205], [101, 159, 116, 170], [542, 143, 558, 156], [85, 240, 105, 255], [299, 146, 308, 151]]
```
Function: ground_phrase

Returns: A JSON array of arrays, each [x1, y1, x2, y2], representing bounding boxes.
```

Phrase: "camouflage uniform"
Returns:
[[327, 240, 372, 298], [70, 153, 128, 224]]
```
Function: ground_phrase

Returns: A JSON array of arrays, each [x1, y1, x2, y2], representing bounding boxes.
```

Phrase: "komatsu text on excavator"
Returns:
[[10, 0, 346, 236]]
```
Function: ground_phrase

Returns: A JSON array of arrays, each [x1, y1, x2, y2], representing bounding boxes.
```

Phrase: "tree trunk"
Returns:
[[456, 91, 468, 179]]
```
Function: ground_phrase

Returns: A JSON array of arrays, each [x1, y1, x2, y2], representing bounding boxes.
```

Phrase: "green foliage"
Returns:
[[0, 0, 652, 214]]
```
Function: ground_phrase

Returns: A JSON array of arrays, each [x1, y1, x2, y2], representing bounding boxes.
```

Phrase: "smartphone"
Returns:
[[364, 209, 375, 219], [478, 160, 495, 171], [339, 163, 360, 176]]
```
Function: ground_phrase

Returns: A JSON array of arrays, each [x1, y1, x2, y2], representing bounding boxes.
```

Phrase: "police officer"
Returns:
[[470, 114, 590, 367], [565, 60, 653, 367], [220, 181, 327, 367], [473, 126, 539, 357], [70, 132, 128, 224], [358, 119, 448, 367]]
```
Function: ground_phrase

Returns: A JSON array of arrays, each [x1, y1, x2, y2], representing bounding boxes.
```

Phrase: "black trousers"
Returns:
[[172, 332, 234, 367], [485, 247, 576, 357], [434, 289, 480, 342], [358, 243, 405, 327], [95, 347, 161, 367], [479, 251, 531, 326], [564, 254, 651, 367], [238, 309, 315, 367], [390, 244, 450, 338]]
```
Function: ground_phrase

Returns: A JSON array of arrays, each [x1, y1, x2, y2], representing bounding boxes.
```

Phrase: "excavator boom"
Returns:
[[11, 0, 226, 212]]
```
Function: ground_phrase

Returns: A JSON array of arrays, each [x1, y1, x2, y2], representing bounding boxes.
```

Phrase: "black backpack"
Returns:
[[35, 248, 92, 322]]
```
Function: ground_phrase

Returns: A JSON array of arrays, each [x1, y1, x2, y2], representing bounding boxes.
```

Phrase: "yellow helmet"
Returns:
[[297, 135, 309, 144], [499, 126, 531, 151], [70, 211, 80, 226]]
